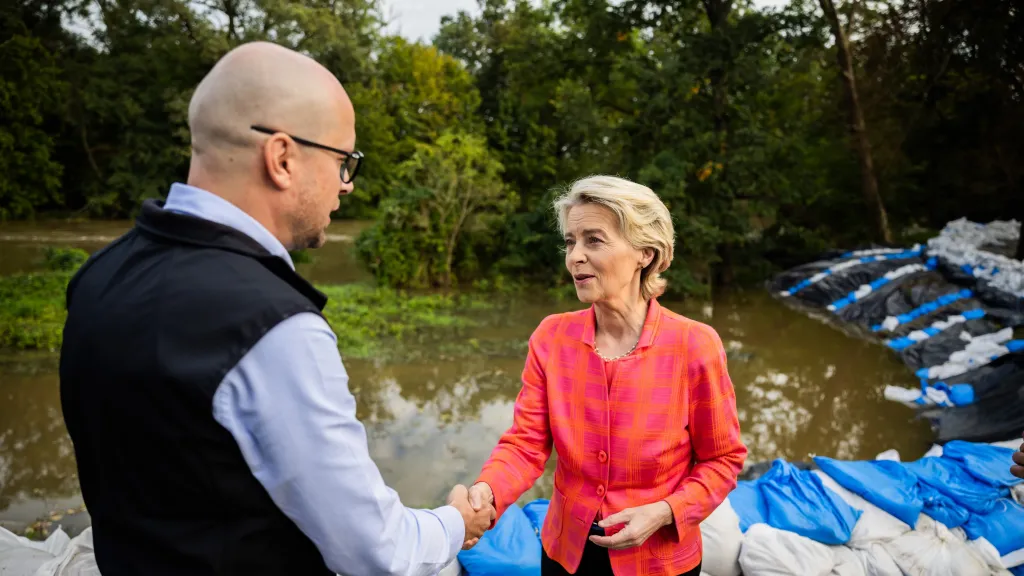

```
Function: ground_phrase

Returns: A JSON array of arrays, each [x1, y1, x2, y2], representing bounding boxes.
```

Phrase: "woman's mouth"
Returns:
[[573, 274, 595, 285]]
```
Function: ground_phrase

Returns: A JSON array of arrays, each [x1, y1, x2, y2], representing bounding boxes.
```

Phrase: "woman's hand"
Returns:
[[463, 482, 496, 548], [589, 501, 674, 550]]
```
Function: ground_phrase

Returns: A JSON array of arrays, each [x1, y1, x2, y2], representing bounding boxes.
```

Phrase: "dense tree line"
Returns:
[[2, 0, 1021, 295]]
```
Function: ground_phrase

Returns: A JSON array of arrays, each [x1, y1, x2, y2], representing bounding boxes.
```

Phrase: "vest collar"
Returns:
[[134, 199, 328, 311], [580, 297, 662, 351]]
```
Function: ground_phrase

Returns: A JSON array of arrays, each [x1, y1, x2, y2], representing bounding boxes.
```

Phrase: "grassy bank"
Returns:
[[0, 248, 496, 360]]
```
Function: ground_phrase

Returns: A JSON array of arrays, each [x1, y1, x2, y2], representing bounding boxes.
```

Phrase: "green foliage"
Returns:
[[0, 31, 65, 219], [0, 271, 71, 350], [1, 0, 1022, 297], [0, 249, 494, 360], [43, 247, 89, 272], [356, 131, 516, 288]]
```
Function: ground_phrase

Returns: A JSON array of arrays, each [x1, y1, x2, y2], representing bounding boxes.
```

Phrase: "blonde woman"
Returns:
[[468, 176, 747, 575]]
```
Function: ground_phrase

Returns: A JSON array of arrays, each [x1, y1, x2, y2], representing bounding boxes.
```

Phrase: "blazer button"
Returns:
[[598, 450, 608, 463], [596, 485, 606, 496]]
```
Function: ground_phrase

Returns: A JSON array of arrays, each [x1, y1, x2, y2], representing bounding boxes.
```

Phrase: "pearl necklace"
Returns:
[[594, 336, 641, 361]]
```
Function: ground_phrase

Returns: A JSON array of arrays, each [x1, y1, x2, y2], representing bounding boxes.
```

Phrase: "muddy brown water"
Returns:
[[0, 220, 934, 534]]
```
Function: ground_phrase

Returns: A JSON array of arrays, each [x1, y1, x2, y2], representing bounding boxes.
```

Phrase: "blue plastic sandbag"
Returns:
[[1012, 564, 1024, 576], [522, 499, 549, 535], [905, 456, 1005, 514], [729, 481, 768, 532], [813, 456, 922, 527], [920, 489, 971, 529], [458, 503, 542, 576], [942, 441, 1022, 489], [757, 459, 861, 545], [962, 499, 1024, 556]]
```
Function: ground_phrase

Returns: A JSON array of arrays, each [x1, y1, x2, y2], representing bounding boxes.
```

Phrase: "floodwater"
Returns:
[[0, 220, 935, 534]]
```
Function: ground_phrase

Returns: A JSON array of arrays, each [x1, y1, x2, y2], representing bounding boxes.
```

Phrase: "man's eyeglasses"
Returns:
[[251, 125, 363, 184]]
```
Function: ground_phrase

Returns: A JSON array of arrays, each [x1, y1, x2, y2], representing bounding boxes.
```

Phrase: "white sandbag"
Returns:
[[829, 546, 867, 576], [811, 470, 911, 546], [967, 537, 1014, 574], [989, 439, 1021, 450], [874, 450, 900, 462], [699, 498, 743, 576], [0, 526, 100, 576], [0, 526, 70, 575], [922, 444, 944, 458], [1012, 484, 1024, 506], [738, 523, 836, 576], [35, 527, 100, 576], [884, 514, 993, 576]]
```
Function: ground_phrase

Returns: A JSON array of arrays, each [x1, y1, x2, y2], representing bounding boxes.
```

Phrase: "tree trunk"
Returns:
[[819, 0, 893, 245]]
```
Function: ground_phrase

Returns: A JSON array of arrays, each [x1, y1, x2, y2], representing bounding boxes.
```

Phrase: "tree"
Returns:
[[356, 131, 515, 288], [0, 31, 65, 219], [818, 0, 892, 244]]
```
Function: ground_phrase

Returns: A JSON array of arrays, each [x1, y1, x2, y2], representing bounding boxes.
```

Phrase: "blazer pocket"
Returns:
[[648, 525, 701, 560], [541, 487, 567, 542]]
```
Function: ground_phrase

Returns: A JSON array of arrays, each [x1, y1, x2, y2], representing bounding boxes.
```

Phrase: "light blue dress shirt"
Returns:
[[162, 183, 465, 576]]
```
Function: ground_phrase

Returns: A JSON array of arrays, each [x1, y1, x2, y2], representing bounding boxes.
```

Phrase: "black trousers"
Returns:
[[541, 524, 702, 576]]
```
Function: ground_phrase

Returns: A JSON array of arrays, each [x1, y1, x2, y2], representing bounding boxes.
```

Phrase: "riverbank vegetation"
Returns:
[[0, 248, 497, 358], [2, 0, 1021, 298]]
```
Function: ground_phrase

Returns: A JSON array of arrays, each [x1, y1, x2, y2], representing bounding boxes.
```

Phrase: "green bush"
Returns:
[[43, 247, 89, 272]]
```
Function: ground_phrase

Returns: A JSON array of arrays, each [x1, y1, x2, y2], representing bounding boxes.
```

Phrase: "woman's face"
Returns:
[[563, 203, 652, 305]]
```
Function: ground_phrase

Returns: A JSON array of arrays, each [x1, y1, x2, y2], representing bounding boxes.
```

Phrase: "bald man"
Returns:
[[59, 42, 493, 576]]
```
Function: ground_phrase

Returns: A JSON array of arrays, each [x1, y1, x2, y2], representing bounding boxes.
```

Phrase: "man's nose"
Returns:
[[339, 181, 355, 196]]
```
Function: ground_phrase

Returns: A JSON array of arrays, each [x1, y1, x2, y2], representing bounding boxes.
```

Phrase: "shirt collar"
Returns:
[[581, 297, 662, 351], [163, 183, 294, 269]]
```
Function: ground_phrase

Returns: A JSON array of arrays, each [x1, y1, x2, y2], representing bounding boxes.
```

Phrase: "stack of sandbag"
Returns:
[[0, 526, 98, 575], [702, 440, 1024, 576]]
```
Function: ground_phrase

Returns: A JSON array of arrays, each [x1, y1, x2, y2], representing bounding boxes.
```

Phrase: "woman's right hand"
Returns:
[[468, 482, 495, 512]]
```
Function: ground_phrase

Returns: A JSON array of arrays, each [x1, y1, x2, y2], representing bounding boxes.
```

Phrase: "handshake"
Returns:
[[446, 482, 496, 549]]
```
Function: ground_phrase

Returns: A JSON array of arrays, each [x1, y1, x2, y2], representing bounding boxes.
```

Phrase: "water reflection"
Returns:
[[0, 261, 936, 528]]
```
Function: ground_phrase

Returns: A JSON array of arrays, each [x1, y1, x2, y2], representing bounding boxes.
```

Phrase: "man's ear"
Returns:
[[263, 134, 297, 190]]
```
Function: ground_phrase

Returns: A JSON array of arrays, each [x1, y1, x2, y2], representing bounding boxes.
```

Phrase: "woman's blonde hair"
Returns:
[[553, 175, 675, 300]]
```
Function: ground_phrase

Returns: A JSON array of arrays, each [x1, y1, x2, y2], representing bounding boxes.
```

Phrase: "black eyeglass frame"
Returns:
[[251, 125, 363, 184]]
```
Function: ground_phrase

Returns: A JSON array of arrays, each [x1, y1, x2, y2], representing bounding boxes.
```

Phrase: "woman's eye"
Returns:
[[588, 237, 602, 244]]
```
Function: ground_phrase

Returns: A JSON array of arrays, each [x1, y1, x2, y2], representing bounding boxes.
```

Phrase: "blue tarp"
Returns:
[[904, 456, 1004, 514], [457, 503, 542, 576], [962, 499, 1024, 556], [729, 481, 768, 532], [942, 440, 1023, 490], [522, 499, 549, 535], [756, 460, 861, 545], [812, 457, 923, 527]]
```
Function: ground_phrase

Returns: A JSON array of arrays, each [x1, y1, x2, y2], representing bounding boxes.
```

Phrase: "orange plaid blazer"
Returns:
[[476, 298, 746, 576]]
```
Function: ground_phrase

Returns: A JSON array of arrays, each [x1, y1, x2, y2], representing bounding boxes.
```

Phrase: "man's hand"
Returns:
[[589, 501, 674, 550], [1012, 432, 1024, 480], [447, 484, 495, 549]]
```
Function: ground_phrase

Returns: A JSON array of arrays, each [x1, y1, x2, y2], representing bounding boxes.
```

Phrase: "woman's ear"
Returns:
[[640, 247, 655, 269]]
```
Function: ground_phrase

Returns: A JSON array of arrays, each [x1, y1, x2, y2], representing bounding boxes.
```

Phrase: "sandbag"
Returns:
[[831, 544, 904, 576], [729, 481, 768, 532], [457, 503, 541, 576], [699, 498, 743, 576], [925, 380, 1024, 443], [758, 460, 861, 545], [883, 515, 993, 576], [942, 440, 1023, 490], [810, 470, 911, 547], [0, 526, 98, 576], [904, 456, 1005, 514], [738, 523, 836, 576], [522, 499, 549, 536], [812, 457, 922, 528], [961, 499, 1024, 558]]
